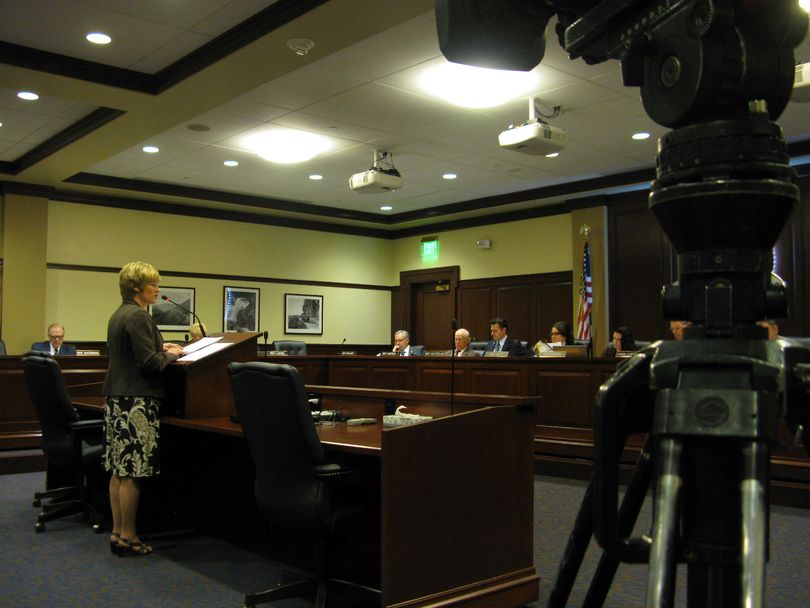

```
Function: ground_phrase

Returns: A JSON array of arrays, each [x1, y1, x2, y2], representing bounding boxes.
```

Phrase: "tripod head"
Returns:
[[439, 0, 807, 333]]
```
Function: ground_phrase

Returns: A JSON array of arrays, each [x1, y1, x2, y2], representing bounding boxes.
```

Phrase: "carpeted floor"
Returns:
[[1, 472, 808, 607]]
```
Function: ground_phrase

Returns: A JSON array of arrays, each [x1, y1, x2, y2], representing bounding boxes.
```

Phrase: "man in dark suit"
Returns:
[[392, 330, 424, 356], [31, 322, 77, 356], [485, 318, 530, 356]]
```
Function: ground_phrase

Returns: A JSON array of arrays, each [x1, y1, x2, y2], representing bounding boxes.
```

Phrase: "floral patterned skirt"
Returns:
[[103, 396, 161, 477]]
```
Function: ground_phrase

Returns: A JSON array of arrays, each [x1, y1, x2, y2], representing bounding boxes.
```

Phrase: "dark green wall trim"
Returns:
[[66, 173, 382, 224], [0, 108, 126, 176], [46, 263, 393, 292]]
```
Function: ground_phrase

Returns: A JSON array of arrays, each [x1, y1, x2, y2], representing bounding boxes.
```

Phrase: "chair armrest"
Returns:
[[69, 419, 104, 438], [315, 463, 358, 479]]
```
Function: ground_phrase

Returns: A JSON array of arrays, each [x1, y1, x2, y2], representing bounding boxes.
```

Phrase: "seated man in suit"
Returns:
[[669, 320, 692, 340], [757, 319, 781, 341], [449, 328, 481, 357], [485, 318, 530, 356], [392, 330, 424, 356], [31, 323, 77, 356]]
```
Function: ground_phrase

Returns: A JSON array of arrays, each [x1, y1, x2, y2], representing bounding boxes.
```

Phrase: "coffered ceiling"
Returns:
[[1, 0, 809, 236]]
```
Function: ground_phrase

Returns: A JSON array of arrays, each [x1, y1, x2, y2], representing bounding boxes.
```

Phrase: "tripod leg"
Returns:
[[647, 438, 682, 608], [583, 437, 655, 606], [546, 481, 595, 608], [741, 441, 769, 608]]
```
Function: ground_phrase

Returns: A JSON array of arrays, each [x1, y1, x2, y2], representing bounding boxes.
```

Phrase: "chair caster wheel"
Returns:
[[33, 499, 41, 507], [35, 522, 45, 533]]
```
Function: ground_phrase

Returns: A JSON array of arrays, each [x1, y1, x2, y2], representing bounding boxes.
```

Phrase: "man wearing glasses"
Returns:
[[31, 323, 77, 356]]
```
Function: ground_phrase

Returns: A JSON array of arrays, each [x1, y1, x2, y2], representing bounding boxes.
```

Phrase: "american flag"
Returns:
[[576, 241, 592, 340]]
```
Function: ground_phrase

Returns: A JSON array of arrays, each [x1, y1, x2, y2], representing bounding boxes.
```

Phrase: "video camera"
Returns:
[[436, 1, 810, 606]]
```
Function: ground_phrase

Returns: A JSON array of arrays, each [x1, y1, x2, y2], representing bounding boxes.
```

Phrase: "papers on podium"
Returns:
[[178, 336, 232, 362]]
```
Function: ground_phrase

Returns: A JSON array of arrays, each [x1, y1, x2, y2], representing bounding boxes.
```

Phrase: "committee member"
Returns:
[[602, 326, 636, 357], [486, 318, 530, 356], [31, 323, 77, 356], [392, 330, 424, 356], [448, 328, 481, 357], [103, 262, 183, 557], [669, 320, 691, 340], [533, 321, 574, 354], [757, 319, 781, 341]]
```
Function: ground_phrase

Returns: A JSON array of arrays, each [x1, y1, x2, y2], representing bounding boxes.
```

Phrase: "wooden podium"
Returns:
[[163, 332, 259, 419]]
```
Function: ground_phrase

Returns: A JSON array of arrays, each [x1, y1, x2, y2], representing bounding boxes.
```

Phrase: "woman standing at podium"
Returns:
[[102, 261, 183, 556]]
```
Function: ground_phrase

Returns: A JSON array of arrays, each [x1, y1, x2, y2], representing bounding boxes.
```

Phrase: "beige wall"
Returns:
[[2, 193, 49, 353], [43, 201, 394, 345], [391, 214, 573, 279], [1, 195, 589, 351]]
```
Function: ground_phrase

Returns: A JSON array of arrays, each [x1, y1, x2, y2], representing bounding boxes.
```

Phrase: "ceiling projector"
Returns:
[[499, 98, 567, 155], [349, 150, 403, 193], [499, 120, 567, 155]]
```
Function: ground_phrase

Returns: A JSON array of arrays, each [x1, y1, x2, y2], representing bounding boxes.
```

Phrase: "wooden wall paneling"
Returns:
[[390, 285, 402, 340], [608, 198, 674, 342], [535, 275, 573, 347], [468, 367, 526, 396], [494, 283, 535, 344], [533, 368, 597, 427], [369, 365, 414, 390], [457, 285, 493, 343]]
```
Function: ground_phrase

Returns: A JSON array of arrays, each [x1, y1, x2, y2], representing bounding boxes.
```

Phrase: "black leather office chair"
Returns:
[[470, 341, 488, 351], [409, 344, 425, 356], [22, 353, 105, 533], [272, 340, 308, 355], [228, 361, 379, 608]]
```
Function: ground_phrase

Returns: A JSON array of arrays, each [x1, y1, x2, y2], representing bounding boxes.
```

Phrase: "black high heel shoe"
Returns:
[[109, 532, 123, 555], [116, 537, 153, 557]]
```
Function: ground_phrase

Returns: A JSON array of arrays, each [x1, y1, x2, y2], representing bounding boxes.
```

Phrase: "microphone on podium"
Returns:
[[161, 295, 206, 337]]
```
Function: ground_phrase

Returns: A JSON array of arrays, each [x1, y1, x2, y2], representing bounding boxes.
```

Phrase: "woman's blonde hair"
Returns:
[[119, 261, 160, 299]]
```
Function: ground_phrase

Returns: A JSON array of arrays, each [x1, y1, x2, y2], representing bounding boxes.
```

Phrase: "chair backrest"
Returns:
[[0, 339, 6, 355], [573, 338, 593, 357], [272, 340, 308, 355], [21, 353, 80, 465], [470, 341, 489, 351], [228, 362, 330, 532], [410, 345, 425, 356]]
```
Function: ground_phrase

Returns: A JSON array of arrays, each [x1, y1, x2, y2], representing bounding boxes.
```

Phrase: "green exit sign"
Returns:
[[421, 237, 439, 258]]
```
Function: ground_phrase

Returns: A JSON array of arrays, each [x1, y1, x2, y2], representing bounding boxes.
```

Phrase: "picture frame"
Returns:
[[284, 293, 323, 335], [149, 286, 196, 331], [223, 286, 260, 333]]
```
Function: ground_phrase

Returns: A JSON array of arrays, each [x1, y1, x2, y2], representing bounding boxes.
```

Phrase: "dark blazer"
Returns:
[[485, 336, 531, 357], [102, 298, 179, 398], [30, 341, 77, 356]]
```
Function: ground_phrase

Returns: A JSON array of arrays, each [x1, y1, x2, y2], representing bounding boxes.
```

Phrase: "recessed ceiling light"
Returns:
[[442, 173, 457, 180], [86, 32, 111, 45], [223, 160, 238, 167], [0, 121, 3, 128], [241, 129, 334, 164], [380, 205, 393, 211], [142, 145, 159, 154], [545, 152, 559, 158], [632, 131, 651, 140], [17, 91, 39, 101], [420, 61, 540, 108], [309, 174, 323, 180]]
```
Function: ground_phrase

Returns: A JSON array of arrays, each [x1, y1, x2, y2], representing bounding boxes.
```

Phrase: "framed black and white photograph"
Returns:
[[149, 286, 195, 331], [284, 293, 323, 335], [223, 286, 260, 333]]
